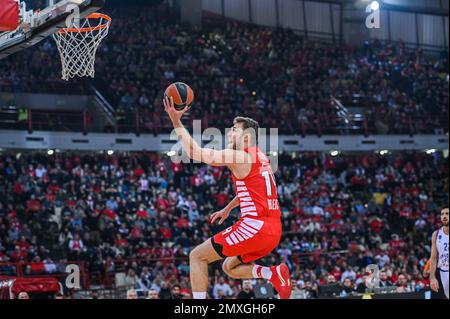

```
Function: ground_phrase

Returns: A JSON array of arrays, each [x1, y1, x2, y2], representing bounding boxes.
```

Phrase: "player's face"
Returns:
[[227, 123, 245, 150], [441, 208, 449, 226]]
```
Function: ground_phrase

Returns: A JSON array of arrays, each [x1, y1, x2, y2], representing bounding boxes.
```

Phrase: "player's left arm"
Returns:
[[210, 196, 239, 225], [164, 96, 248, 167]]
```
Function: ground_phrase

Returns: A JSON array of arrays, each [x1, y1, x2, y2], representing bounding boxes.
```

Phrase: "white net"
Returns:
[[53, 13, 111, 81]]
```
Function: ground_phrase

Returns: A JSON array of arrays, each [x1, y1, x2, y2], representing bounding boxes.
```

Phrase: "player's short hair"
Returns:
[[441, 206, 449, 212], [233, 116, 260, 145]]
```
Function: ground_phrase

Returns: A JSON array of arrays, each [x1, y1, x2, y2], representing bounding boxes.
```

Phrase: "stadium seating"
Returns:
[[0, 150, 448, 298], [0, 3, 448, 135]]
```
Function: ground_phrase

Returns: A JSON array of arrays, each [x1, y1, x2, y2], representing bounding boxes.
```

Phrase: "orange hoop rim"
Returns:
[[57, 13, 112, 34]]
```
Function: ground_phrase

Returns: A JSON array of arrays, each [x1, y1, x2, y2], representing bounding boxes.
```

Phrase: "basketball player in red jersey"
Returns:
[[164, 96, 292, 299]]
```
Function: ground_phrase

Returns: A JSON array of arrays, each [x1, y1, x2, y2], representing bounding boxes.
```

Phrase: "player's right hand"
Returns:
[[430, 277, 439, 292], [163, 95, 190, 124], [210, 209, 230, 225]]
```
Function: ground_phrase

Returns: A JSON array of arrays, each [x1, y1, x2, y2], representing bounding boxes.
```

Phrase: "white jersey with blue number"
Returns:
[[437, 227, 449, 271]]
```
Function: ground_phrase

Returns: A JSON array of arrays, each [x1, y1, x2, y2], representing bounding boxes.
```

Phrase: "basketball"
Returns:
[[164, 82, 194, 111]]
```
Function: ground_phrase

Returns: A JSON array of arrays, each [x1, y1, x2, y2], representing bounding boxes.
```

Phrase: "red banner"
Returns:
[[0, 0, 19, 31], [0, 277, 61, 299]]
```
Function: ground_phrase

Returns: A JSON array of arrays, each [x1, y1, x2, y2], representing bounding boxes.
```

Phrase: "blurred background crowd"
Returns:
[[1, 150, 448, 298]]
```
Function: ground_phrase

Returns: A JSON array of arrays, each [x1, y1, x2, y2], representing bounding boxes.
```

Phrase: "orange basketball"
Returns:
[[164, 82, 194, 111]]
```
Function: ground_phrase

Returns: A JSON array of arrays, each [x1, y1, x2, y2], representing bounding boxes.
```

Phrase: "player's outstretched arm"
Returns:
[[429, 230, 439, 292], [164, 96, 249, 167]]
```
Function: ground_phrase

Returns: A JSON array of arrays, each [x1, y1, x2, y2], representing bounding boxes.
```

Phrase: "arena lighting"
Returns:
[[167, 150, 177, 157], [370, 1, 380, 11], [272, 151, 278, 156], [426, 149, 436, 154], [107, 150, 114, 155], [330, 150, 339, 156], [47, 149, 54, 155], [379, 150, 389, 155]]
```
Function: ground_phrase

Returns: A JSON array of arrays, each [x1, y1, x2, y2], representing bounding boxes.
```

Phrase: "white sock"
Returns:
[[193, 292, 207, 299], [252, 265, 272, 280]]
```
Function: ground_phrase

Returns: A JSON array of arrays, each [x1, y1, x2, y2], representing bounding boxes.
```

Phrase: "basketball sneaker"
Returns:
[[269, 263, 292, 299]]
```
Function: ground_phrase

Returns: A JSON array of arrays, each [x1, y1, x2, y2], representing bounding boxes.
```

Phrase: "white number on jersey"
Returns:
[[261, 170, 276, 197]]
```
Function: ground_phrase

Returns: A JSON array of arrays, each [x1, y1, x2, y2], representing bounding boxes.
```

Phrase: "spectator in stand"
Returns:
[[30, 255, 45, 274], [341, 266, 357, 282], [375, 251, 391, 269], [90, 291, 101, 299], [136, 272, 151, 293], [379, 271, 393, 287], [395, 274, 413, 293], [213, 277, 233, 299], [17, 292, 30, 299], [147, 289, 159, 299], [340, 278, 356, 297], [355, 276, 368, 294], [126, 289, 138, 299], [158, 281, 172, 299], [304, 280, 319, 299], [170, 284, 183, 299], [68, 234, 84, 255], [237, 280, 256, 299], [124, 269, 138, 289]]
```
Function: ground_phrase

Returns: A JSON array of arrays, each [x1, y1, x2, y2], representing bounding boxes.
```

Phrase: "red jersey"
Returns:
[[231, 146, 281, 220], [212, 146, 282, 263]]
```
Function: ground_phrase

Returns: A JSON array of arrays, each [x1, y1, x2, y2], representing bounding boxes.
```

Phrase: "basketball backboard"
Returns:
[[0, 0, 105, 60]]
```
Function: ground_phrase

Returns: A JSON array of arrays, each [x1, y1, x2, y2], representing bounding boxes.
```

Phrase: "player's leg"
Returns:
[[189, 238, 223, 299], [213, 218, 292, 298], [222, 256, 273, 280], [222, 256, 292, 299], [222, 256, 253, 279], [440, 270, 449, 299]]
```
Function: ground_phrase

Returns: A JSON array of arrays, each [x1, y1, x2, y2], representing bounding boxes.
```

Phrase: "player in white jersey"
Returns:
[[430, 207, 449, 299]]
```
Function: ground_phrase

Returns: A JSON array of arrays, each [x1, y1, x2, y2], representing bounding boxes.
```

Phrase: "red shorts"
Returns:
[[212, 217, 282, 263]]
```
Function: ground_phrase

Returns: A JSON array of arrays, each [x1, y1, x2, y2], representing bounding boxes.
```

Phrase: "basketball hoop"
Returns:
[[53, 13, 111, 81]]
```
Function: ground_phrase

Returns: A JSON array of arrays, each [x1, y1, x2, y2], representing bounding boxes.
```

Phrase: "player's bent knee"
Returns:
[[222, 258, 240, 277], [189, 247, 202, 261], [222, 260, 232, 275], [189, 245, 211, 262]]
